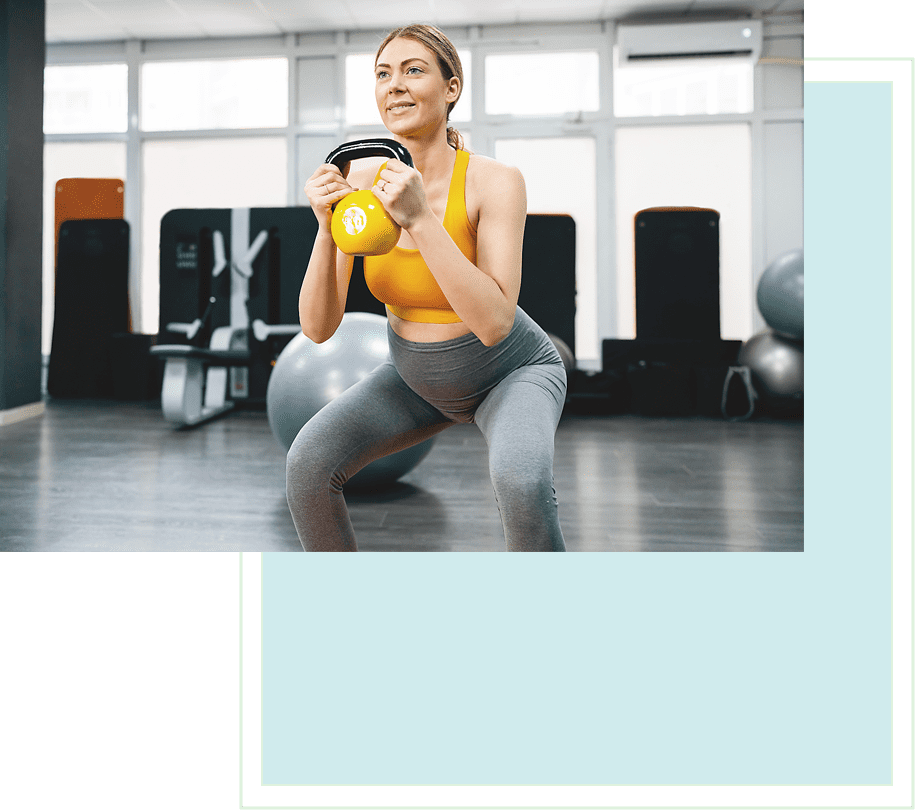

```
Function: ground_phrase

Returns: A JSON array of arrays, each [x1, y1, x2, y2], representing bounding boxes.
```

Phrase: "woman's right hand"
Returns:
[[305, 164, 356, 232]]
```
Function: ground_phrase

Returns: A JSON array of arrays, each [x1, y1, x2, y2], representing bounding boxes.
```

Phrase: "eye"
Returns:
[[375, 70, 389, 80], [406, 66, 423, 75]]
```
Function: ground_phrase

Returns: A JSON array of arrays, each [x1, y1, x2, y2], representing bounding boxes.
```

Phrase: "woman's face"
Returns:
[[374, 37, 459, 138]]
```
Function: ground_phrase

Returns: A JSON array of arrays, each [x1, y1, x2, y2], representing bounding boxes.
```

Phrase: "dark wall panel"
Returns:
[[0, 0, 45, 412]]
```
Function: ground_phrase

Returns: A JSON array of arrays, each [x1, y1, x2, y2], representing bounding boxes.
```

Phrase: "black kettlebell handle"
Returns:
[[326, 138, 414, 174]]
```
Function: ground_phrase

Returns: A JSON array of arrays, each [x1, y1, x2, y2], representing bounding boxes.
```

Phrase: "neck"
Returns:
[[394, 127, 455, 179]]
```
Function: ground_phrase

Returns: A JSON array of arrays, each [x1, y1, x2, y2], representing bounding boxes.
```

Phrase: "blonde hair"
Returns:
[[375, 24, 466, 151]]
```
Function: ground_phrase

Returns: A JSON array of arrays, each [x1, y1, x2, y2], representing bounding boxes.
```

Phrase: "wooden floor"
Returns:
[[0, 399, 803, 552]]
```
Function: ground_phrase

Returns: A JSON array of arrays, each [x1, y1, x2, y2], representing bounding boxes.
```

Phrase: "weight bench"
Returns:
[[151, 326, 250, 428]]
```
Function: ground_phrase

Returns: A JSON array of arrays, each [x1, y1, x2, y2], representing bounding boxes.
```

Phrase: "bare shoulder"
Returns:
[[466, 154, 526, 222], [467, 153, 525, 196]]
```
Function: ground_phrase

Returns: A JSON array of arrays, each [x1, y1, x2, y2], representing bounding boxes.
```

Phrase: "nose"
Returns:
[[389, 70, 406, 92]]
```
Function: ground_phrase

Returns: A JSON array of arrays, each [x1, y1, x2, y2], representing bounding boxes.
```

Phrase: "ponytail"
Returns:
[[447, 126, 465, 152]]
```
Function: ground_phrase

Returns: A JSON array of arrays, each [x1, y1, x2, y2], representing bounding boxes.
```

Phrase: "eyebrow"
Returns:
[[375, 58, 430, 70]]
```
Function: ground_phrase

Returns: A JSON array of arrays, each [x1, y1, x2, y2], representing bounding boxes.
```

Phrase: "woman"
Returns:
[[289, 23, 567, 551]]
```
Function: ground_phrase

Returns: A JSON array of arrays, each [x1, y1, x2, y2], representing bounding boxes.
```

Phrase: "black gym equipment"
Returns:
[[47, 219, 131, 399], [634, 207, 721, 341], [590, 207, 746, 417], [518, 213, 576, 358], [600, 338, 743, 416], [151, 207, 318, 427]]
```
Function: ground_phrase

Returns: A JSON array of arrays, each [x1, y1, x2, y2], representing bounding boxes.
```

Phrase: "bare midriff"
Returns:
[[387, 312, 472, 343]]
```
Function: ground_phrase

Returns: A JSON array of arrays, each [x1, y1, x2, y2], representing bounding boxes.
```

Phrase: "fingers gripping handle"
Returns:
[[324, 139, 413, 256]]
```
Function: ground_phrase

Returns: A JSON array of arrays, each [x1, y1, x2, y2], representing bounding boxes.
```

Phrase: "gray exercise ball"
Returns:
[[757, 248, 804, 340], [738, 330, 803, 416], [547, 332, 575, 378], [266, 312, 435, 488]]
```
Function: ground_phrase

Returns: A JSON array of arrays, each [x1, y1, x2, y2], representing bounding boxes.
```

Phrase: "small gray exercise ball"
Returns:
[[738, 331, 803, 416], [266, 312, 435, 487], [757, 248, 804, 340]]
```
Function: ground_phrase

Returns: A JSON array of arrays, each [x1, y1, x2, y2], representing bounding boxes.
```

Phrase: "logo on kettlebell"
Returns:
[[341, 205, 367, 236]]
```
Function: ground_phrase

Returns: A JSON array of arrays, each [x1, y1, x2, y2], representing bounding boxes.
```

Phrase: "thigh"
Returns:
[[474, 363, 567, 551], [474, 364, 566, 483], [474, 363, 566, 471], [288, 362, 453, 485]]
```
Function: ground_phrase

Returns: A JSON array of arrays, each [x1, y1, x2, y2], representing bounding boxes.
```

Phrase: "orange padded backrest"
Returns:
[[54, 177, 125, 269]]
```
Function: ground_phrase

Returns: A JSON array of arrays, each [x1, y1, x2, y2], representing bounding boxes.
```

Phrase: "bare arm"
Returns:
[[374, 157, 525, 347], [298, 163, 361, 343]]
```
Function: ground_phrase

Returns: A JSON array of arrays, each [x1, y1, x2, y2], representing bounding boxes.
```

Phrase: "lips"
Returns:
[[388, 103, 415, 112]]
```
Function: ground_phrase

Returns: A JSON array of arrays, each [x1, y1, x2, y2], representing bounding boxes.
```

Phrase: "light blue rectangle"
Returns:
[[260, 82, 892, 788]]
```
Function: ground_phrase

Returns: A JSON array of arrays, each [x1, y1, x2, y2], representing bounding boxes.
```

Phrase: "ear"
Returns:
[[446, 76, 460, 104]]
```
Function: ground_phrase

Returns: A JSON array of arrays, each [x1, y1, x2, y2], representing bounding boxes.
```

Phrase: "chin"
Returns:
[[387, 121, 437, 142], [384, 116, 415, 133]]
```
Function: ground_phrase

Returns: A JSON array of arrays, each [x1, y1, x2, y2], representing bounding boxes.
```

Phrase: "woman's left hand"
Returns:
[[372, 160, 428, 230]]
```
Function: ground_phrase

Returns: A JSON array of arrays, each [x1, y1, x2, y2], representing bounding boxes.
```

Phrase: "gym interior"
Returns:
[[1, 0, 805, 552]]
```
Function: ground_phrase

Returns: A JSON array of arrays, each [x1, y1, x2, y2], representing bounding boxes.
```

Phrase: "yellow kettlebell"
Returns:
[[326, 139, 414, 257]]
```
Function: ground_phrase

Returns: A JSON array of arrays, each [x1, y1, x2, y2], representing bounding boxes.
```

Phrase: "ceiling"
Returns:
[[46, 0, 803, 45]]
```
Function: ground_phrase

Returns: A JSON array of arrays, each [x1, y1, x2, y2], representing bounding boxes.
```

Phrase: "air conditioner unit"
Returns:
[[617, 20, 763, 64]]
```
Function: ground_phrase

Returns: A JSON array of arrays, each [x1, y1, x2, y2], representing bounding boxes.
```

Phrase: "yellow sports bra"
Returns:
[[363, 149, 476, 324]]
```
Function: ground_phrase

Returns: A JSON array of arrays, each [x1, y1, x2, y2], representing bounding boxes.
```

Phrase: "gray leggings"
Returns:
[[286, 307, 567, 551]]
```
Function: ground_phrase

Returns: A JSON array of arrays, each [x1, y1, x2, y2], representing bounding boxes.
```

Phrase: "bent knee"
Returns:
[[286, 432, 346, 496], [489, 459, 556, 506]]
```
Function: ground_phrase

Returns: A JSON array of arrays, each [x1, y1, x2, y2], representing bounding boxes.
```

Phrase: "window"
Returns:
[[613, 50, 753, 117], [346, 54, 378, 125], [141, 58, 288, 131], [614, 123, 753, 340], [485, 52, 599, 116], [140, 137, 288, 331], [44, 64, 128, 134], [495, 138, 597, 363], [345, 51, 472, 126]]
